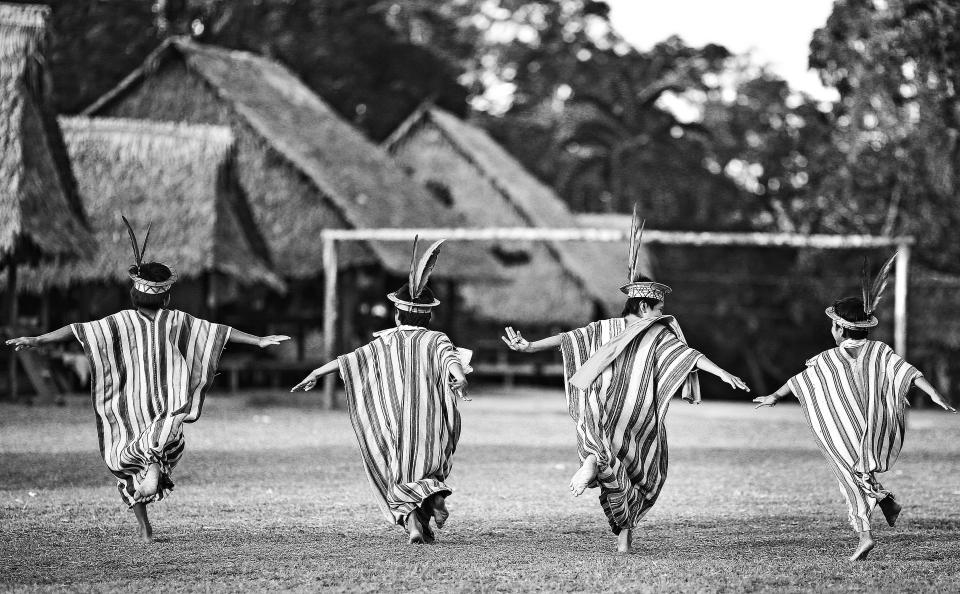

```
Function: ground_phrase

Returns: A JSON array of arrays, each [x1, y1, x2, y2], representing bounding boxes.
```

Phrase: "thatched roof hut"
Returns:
[[0, 3, 94, 263], [11, 116, 282, 293], [384, 105, 645, 323], [82, 37, 499, 281]]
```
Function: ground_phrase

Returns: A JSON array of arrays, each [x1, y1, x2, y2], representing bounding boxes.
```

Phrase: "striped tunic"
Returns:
[[71, 309, 231, 506], [560, 318, 702, 533], [338, 326, 462, 525], [788, 341, 921, 531]]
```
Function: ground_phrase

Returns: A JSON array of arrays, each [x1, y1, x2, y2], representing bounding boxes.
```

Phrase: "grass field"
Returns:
[[2, 386, 959, 593]]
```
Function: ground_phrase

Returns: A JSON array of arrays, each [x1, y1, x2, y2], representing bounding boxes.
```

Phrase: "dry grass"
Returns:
[[2, 388, 959, 592]]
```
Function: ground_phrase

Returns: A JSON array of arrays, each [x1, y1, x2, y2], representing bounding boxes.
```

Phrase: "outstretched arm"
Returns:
[[695, 355, 750, 392], [6, 325, 76, 351], [913, 376, 956, 413], [291, 360, 340, 392], [501, 326, 563, 353], [228, 329, 290, 349], [753, 382, 793, 409]]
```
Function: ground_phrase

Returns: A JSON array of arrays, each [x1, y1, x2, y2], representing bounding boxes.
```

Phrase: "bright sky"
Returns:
[[605, 0, 839, 101]]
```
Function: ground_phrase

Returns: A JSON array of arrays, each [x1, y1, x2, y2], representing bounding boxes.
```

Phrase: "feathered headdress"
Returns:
[[825, 251, 898, 329], [123, 215, 176, 295], [619, 205, 671, 301], [387, 235, 445, 313]]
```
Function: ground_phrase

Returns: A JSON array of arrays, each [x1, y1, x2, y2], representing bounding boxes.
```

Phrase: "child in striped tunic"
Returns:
[[292, 238, 469, 544], [6, 220, 288, 543], [503, 214, 749, 553], [754, 260, 955, 561]]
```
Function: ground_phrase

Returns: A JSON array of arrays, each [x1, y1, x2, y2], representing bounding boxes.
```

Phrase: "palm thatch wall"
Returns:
[[83, 37, 500, 282], [0, 3, 93, 262], [383, 106, 595, 324], [9, 116, 283, 293], [385, 105, 640, 321]]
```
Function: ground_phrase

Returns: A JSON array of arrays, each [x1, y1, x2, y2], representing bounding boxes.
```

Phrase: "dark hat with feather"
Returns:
[[619, 206, 671, 301], [387, 236, 444, 313], [825, 252, 897, 329], [123, 216, 176, 295]]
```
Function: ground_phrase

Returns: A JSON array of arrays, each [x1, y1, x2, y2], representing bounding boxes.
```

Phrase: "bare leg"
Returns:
[[406, 509, 426, 545], [878, 495, 902, 527], [849, 530, 874, 561], [569, 454, 598, 497], [428, 494, 450, 529], [131, 502, 153, 543], [135, 463, 161, 500], [617, 528, 633, 554]]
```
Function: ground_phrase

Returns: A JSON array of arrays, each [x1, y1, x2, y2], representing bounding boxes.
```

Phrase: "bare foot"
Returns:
[[421, 511, 436, 544], [429, 494, 450, 529], [132, 503, 153, 544], [136, 463, 161, 500], [849, 535, 874, 561], [406, 510, 426, 544], [569, 455, 598, 497], [617, 528, 633, 554], [879, 496, 902, 527]]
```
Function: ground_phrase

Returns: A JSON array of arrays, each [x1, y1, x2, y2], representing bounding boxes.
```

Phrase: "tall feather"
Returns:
[[139, 223, 152, 264], [411, 239, 445, 298], [866, 251, 898, 315], [407, 235, 420, 296], [627, 206, 645, 282], [121, 215, 142, 268], [860, 256, 870, 314]]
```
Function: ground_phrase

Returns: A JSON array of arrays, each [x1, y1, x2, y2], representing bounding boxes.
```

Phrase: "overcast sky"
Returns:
[[605, 0, 839, 100]]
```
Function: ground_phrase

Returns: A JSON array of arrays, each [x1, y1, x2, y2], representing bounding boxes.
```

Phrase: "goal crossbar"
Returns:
[[319, 228, 914, 406]]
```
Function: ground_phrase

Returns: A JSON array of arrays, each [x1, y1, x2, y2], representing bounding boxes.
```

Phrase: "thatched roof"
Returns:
[[385, 105, 644, 316], [11, 116, 283, 292], [83, 37, 500, 281], [0, 3, 94, 262]]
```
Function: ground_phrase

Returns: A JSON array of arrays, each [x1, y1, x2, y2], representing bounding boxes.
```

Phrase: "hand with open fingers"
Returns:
[[450, 376, 471, 400], [291, 372, 318, 393], [258, 335, 291, 348], [501, 326, 530, 353], [722, 372, 750, 392], [753, 395, 778, 409], [934, 395, 957, 413], [6, 337, 39, 351]]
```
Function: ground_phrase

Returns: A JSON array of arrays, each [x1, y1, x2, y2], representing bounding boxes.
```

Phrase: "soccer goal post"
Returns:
[[319, 228, 914, 408]]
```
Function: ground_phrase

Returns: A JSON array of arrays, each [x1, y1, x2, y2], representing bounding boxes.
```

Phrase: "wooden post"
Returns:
[[894, 244, 910, 356], [322, 236, 338, 409], [8, 263, 18, 401]]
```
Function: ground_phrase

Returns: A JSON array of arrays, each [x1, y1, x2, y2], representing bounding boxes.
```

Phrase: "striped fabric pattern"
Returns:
[[71, 309, 231, 506], [338, 326, 462, 525], [560, 318, 702, 533], [788, 340, 921, 531]]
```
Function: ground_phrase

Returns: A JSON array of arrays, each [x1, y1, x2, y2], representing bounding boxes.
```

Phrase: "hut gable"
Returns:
[[385, 105, 639, 316], [84, 38, 499, 280], [16, 116, 282, 292], [0, 2, 94, 261]]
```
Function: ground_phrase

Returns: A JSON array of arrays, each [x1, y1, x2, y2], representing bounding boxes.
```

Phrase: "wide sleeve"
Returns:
[[433, 332, 460, 378], [173, 311, 231, 419], [653, 329, 703, 403]]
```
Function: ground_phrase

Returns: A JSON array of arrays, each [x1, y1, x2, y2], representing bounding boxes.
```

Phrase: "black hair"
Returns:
[[129, 262, 173, 310], [620, 275, 662, 316], [832, 296, 869, 339], [397, 309, 432, 327], [130, 288, 170, 309]]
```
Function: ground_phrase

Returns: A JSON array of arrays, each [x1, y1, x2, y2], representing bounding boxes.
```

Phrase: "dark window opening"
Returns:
[[490, 245, 532, 267], [425, 179, 454, 207]]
